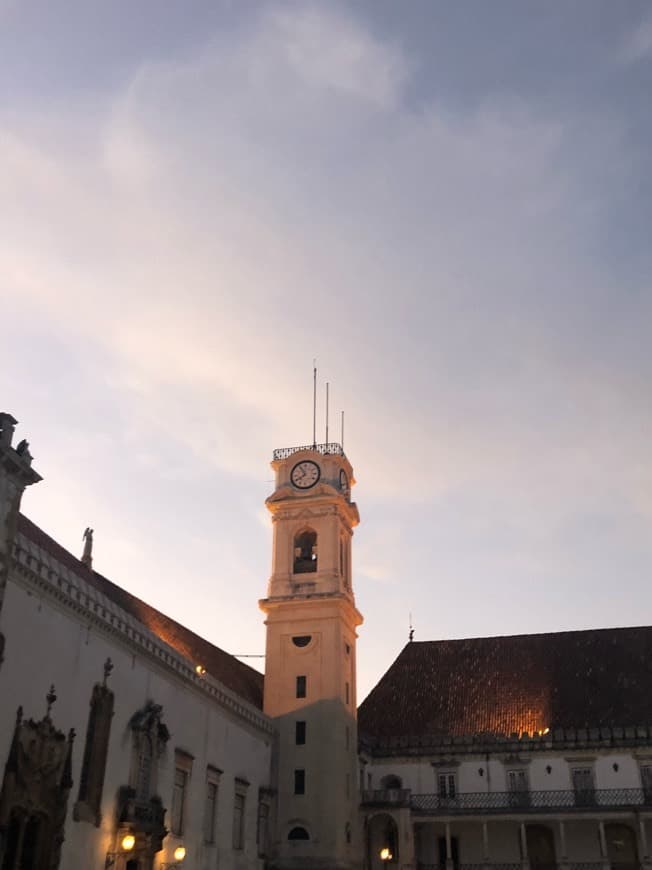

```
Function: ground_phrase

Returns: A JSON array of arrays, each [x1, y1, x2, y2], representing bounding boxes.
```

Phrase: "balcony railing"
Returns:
[[410, 788, 651, 815], [362, 788, 412, 807], [272, 442, 345, 460]]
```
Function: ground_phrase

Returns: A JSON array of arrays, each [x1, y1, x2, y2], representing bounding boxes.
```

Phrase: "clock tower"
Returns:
[[260, 441, 362, 870]]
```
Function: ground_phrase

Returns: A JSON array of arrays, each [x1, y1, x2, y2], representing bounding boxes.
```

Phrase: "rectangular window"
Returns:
[[203, 767, 221, 844], [345, 681, 350, 704], [257, 800, 270, 858], [233, 792, 246, 850], [507, 768, 530, 808], [171, 767, 188, 836], [438, 772, 457, 799], [572, 767, 595, 806], [294, 769, 305, 795], [641, 765, 652, 801], [296, 675, 306, 698], [295, 721, 306, 745]]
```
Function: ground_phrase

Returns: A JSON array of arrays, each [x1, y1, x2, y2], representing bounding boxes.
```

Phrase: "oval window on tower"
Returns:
[[292, 636, 312, 648]]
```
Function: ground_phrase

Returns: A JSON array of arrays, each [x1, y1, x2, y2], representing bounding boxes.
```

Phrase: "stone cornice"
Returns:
[[9, 533, 274, 738], [359, 724, 652, 759]]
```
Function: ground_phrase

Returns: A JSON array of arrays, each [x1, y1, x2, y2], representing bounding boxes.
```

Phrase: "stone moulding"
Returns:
[[358, 723, 652, 758], [10, 534, 274, 737]]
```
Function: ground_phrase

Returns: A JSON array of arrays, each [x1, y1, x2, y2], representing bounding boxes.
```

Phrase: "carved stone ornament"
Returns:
[[0, 696, 75, 870]]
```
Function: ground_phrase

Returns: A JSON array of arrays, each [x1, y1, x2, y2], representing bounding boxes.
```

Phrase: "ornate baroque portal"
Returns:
[[0, 688, 75, 870]]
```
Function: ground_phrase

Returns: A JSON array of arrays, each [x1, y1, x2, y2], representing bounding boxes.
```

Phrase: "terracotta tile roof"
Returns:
[[358, 628, 652, 741], [17, 514, 264, 710]]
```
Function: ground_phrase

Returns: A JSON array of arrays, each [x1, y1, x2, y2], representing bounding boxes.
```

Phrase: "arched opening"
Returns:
[[605, 823, 638, 870], [367, 813, 399, 870], [380, 775, 403, 790], [526, 824, 556, 870], [288, 826, 310, 841], [293, 530, 317, 574]]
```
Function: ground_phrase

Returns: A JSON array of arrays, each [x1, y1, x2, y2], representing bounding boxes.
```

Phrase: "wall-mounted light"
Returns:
[[161, 846, 187, 869], [478, 767, 484, 776], [105, 834, 135, 868], [613, 762, 619, 772], [546, 765, 552, 774], [380, 848, 393, 864], [195, 665, 206, 676]]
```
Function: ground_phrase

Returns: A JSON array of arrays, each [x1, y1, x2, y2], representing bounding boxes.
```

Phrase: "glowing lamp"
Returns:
[[380, 848, 393, 862], [173, 846, 186, 862], [121, 834, 136, 851]]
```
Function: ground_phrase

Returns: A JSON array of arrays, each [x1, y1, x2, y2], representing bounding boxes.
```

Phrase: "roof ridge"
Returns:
[[16, 513, 264, 708]]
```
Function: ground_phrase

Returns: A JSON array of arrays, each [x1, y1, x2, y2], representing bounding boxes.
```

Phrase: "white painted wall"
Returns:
[[0, 575, 273, 870]]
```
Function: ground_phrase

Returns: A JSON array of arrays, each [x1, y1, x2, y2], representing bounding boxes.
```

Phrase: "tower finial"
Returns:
[[46, 684, 57, 717], [325, 382, 330, 447], [409, 613, 414, 642], [312, 360, 317, 448]]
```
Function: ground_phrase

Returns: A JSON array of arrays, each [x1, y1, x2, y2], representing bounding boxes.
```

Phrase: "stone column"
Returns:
[[558, 820, 568, 870], [482, 821, 490, 870], [445, 822, 453, 870], [520, 823, 530, 870], [598, 820, 610, 870], [637, 817, 649, 867], [0, 413, 41, 668]]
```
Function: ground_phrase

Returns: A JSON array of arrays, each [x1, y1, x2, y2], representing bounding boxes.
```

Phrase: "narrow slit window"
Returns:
[[296, 675, 307, 699]]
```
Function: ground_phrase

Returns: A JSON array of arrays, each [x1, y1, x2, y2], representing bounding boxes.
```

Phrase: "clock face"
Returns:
[[291, 460, 320, 489]]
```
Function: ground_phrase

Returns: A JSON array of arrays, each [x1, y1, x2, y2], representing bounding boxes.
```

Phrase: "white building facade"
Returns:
[[1, 411, 652, 870]]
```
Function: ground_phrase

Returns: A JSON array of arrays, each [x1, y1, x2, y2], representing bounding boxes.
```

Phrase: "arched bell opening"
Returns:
[[293, 529, 318, 575]]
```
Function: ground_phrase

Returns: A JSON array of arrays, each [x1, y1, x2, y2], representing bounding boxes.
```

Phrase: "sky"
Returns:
[[1, 0, 652, 701]]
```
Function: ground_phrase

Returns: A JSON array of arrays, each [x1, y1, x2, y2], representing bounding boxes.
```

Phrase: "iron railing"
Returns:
[[272, 442, 345, 460], [410, 788, 651, 815], [417, 864, 631, 870], [362, 788, 412, 807]]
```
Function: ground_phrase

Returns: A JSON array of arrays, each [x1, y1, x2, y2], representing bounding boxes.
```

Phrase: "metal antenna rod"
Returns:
[[325, 382, 330, 446], [312, 360, 317, 448], [341, 410, 344, 451]]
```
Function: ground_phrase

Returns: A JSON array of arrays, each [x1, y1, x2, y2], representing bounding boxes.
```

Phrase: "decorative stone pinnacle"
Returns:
[[46, 684, 57, 716]]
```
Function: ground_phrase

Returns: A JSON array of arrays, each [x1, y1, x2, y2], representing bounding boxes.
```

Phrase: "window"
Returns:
[[296, 721, 306, 745], [203, 767, 221, 845], [294, 530, 317, 574], [136, 735, 153, 800], [345, 682, 350, 705], [233, 781, 249, 851], [438, 835, 459, 870], [507, 769, 530, 808], [296, 675, 306, 698], [641, 764, 652, 801], [438, 772, 457, 799], [294, 769, 305, 795], [257, 799, 270, 857], [171, 751, 193, 836], [75, 668, 114, 826], [288, 826, 310, 840], [381, 774, 403, 790], [572, 767, 595, 806], [292, 635, 311, 647]]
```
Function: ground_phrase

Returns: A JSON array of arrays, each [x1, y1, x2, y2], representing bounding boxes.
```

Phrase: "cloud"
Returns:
[[620, 12, 652, 62]]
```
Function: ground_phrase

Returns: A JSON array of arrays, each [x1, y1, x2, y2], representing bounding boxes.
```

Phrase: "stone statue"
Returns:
[[81, 527, 94, 568]]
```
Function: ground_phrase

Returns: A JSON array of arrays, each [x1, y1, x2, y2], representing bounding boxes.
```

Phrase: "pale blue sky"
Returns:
[[1, 1, 651, 699]]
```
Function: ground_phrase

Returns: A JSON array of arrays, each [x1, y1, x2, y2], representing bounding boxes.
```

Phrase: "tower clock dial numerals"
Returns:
[[291, 460, 320, 489]]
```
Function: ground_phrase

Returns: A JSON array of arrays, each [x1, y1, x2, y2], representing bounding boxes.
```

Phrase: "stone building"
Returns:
[[0, 411, 651, 870]]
